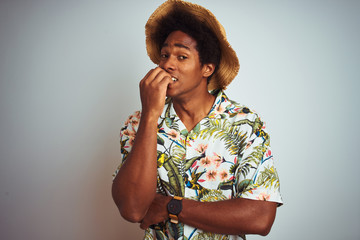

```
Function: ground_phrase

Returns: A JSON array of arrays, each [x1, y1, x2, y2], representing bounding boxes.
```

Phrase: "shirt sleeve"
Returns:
[[234, 115, 283, 205], [112, 111, 141, 179]]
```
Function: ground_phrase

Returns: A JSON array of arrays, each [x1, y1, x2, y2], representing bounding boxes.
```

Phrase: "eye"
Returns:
[[178, 55, 188, 60], [160, 53, 168, 59]]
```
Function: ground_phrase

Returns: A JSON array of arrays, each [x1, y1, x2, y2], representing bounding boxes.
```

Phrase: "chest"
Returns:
[[156, 117, 251, 200]]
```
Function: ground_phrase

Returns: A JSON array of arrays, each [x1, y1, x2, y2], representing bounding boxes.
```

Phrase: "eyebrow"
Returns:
[[162, 43, 190, 50]]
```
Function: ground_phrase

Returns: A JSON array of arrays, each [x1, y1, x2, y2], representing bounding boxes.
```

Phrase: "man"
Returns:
[[112, 0, 283, 239]]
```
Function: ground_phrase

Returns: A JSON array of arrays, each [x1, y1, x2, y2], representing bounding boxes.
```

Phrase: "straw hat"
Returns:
[[145, 0, 239, 90]]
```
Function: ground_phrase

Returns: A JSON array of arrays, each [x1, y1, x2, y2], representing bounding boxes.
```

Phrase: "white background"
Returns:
[[1, 0, 359, 239]]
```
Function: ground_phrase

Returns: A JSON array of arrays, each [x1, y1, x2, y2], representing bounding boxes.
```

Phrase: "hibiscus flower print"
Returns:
[[257, 192, 271, 201], [167, 129, 180, 140], [121, 129, 136, 147], [131, 118, 139, 127], [195, 143, 208, 154], [219, 169, 229, 181], [200, 156, 212, 168], [123, 129, 136, 138], [211, 153, 222, 168], [134, 111, 141, 119], [205, 170, 217, 181], [214, 103, 226, 115], [125, 111, 141, 126], [128, 136, 135, 147], [124, 115, 133, 125]]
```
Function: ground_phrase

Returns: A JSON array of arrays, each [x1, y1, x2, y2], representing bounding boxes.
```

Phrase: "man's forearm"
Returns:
[[112, 114, 159, 222], [180, 197, 277, 236], [141, 194, 277, 236]]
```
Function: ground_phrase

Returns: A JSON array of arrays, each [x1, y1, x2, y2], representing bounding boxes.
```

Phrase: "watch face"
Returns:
[[168, 199, 182, 215]]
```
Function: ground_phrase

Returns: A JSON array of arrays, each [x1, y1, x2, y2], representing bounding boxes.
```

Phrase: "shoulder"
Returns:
[[218, 91, 262, 122], [122, 110, 142, 131], [219, 92, 269, 137], [124, 110, 141, 124]]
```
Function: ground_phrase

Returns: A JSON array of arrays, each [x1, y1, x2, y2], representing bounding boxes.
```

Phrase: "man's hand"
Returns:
[[140, 194, 171, 230], [139, 67, 172, 119]]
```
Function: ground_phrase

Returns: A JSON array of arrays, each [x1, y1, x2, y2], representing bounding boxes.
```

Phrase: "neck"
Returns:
[[172, 90, 215, 131]]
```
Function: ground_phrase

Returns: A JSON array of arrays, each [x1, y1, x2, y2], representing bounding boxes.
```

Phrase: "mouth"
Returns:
[[171, 77, 178, 82]]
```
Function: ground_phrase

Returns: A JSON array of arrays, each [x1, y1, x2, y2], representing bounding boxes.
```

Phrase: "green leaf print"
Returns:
[[233, 117, 263, 136], [155, 230, 168, 240], [156, 174, 167, 195], [184, 154, 205, 172], [170, 144, 186, 165], [238, 145, 264, 179], [157, 150, 184, 195], [180, 129, 188, 137], [165, 117, 174, 128], [217, 179, 234, 191], [229, 162, 239, 175], [157, 135, 165, 146], [192, 231, 230, 240], [192, 123, 201, 134], [255, 166, 280, 190], [167, 222, 184, 240], [163, 157, 185, 197], [160, 181, 177, 195], [236, 179, 255, 194], [189, 189, 227, 202], [199, 119, 247, 156]]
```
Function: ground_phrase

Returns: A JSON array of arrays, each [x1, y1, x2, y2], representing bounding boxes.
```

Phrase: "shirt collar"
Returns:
[[165, 89, 228, 120], [207, 89, 227, 118]]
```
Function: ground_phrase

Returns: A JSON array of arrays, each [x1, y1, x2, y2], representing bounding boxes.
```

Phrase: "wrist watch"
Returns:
[[167, 196, 183, 224]]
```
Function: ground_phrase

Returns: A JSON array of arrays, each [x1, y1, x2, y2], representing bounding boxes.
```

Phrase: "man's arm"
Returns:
[[140, 194, 277, 236], [112, 68, 172, 223], [180, 197, 277, 236]]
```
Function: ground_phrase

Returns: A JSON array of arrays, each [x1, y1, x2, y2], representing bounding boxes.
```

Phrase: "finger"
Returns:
[[150, 68, 171, 85], [140, 68, 156, 86], [148, 67, 173, 85], [153, 71, 172, 87], [141, 67, 165, 84], [141, 69, 154, 81]]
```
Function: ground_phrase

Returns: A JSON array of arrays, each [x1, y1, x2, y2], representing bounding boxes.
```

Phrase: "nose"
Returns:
[[160, 55, 176, 72]]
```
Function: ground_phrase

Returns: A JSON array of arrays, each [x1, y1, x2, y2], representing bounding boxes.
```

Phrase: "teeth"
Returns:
[[171, 77, 177, 82]]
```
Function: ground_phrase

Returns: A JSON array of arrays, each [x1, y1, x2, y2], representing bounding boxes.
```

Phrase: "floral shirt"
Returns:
[[114, 90, 283, 240]]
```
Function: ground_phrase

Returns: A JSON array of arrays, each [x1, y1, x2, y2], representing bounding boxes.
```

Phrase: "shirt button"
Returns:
[[242, 107, 250, 113]]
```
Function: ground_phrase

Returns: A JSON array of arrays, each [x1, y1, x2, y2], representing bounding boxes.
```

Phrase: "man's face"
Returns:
[[159, 30, 211, 99]]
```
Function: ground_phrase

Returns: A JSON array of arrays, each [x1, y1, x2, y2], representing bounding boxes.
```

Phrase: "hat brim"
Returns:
[[145, 0, 239, 90]]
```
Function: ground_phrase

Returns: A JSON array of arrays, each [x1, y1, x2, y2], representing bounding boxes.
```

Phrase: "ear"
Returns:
[[202, 63, 216, 78]]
